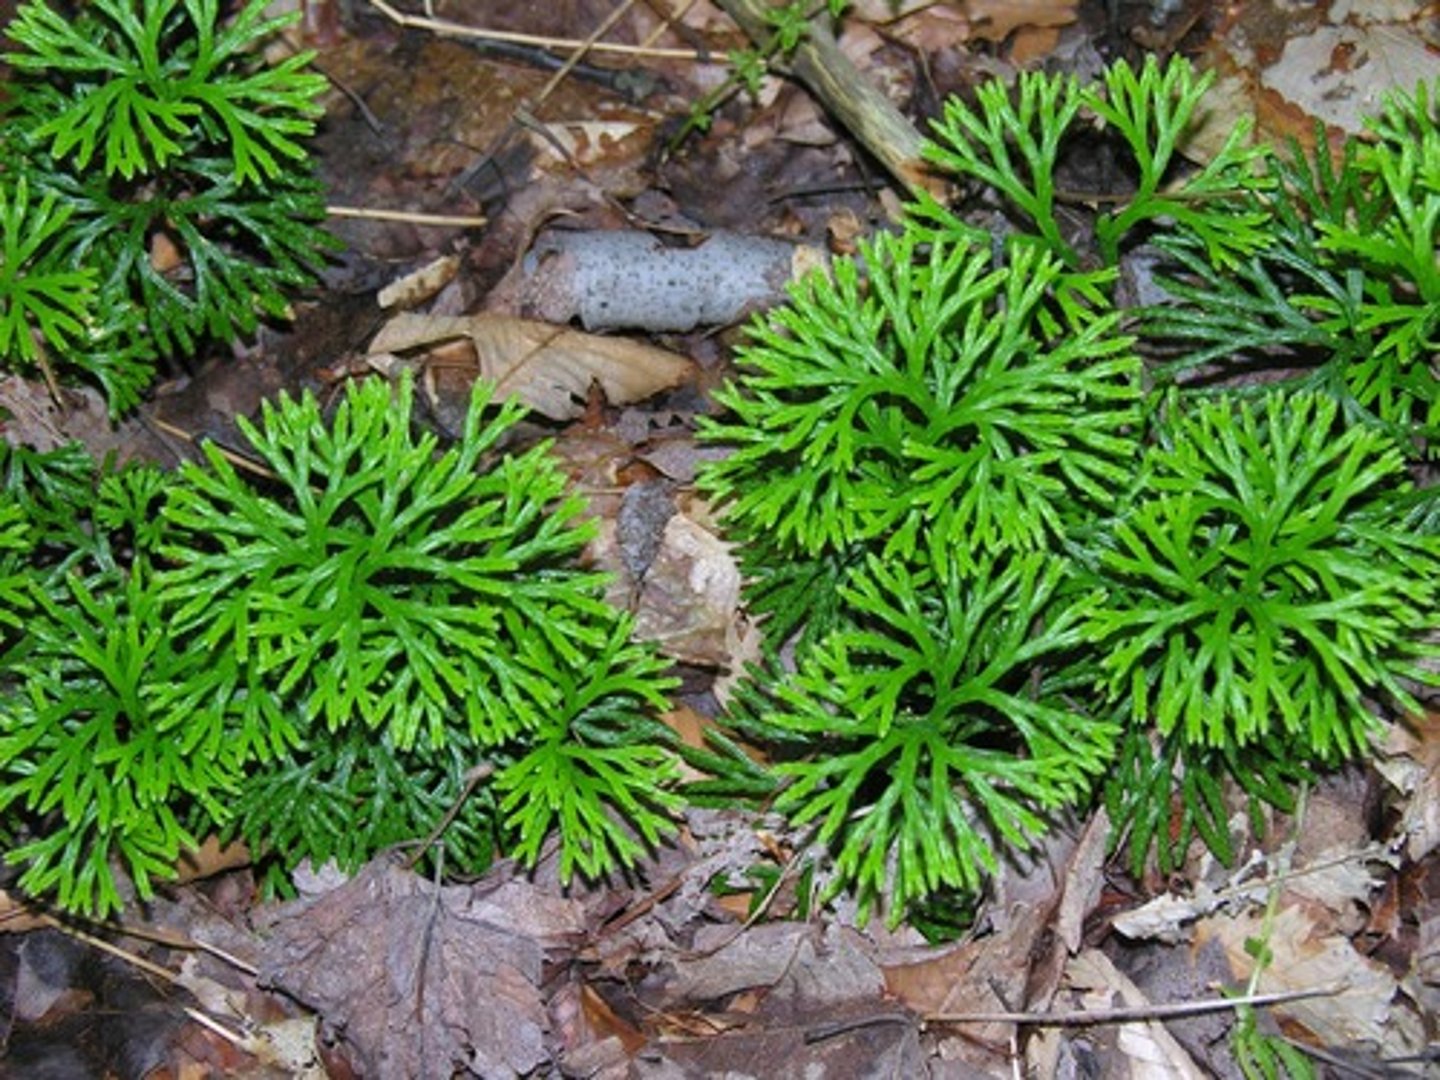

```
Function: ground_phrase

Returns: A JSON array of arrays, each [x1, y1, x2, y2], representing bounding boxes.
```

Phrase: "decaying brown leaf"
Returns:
[[1065, 949, 1209, 1079], [255, 858, 586, 1078], [963, 0, 1077, 42], [1194, 903, 1427, 1059], [1378, 713, 1440, 862], [368, 312, 694, 422]]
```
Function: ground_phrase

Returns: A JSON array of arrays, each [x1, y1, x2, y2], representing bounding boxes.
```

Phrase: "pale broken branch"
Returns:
[[712, 0, 947, 200]]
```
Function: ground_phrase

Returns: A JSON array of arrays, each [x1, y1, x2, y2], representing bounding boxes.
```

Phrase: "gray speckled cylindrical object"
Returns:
[[522, 229, 817, 332]]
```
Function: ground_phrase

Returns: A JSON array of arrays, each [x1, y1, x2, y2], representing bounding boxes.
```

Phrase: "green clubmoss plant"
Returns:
[[0, 450, 240, 915], [0, 376, 681, 914], [158, 374, 682, 888], [747, 553, 1115, 920], [925, 54, 1439, 438], [696, 224, 1142, 924], [0, 0, 336, 414], [695, 57, 1440, 920], [1088, 392, 1440, 870], [915, 55, 1272, 272], [699, 227, 1141, 629], [1144, 79, 1440, 437]]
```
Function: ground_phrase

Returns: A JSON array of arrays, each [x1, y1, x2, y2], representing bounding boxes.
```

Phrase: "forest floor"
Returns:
[[2, 1, 1439, 1077]]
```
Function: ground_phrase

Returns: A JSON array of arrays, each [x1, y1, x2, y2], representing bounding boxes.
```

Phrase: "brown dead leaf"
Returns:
[[1194, 904, 1427, 1057], [1258, 18, 1440, 138], [1065, 949, 1208, 1080], [671, 921, 885, 1006], [883, 906, 1044, 1070], [0, 888, 51, 933], [963, 0, 1076, 43], [1008, 23, 1062, 63], [592, 510, 744, 668], [368, 312, 693, 421], [1192, 0, 1440, 160], [0, 375, 113, 454], [172, 835, 252, 885], [1377, 713, 1440, 861], [255, 857, 586, 1078], [578, 983, 646, 1054]]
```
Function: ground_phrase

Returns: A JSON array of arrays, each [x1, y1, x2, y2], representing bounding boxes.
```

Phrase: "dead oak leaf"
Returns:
[[368, 312, 694, 422]]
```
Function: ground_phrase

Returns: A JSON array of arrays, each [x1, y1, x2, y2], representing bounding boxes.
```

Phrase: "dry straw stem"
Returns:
[[365, 0, 712, 60], [327, 205, 488, 227]]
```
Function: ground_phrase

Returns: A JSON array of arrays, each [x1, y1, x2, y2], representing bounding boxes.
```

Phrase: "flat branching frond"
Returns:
[[0, 565, 238, 915], [1316, 79, 1440, 377], [1104, 726, 1310, 875], [699, 247, 909, 556], [0, 503, 32, 636], [923, 67, 1084, 264], [1146, 86, 1440, 436], [0, 441, 108, 576], [1084, 56, 1272, 266], [96, 461, 172, 553], [0, 175, 95, 365], [921, 56, 1269, 269], [146, 168, 332, 351], [7, 0, 323, 184], [764, 553, 1115, 925], [162, 375, 611, 752], [231, 725, 501, 891], [497, 620, 681, 881], [1145, 213, 1367, 385], [733, 543, 865, 660], [55, 157, 335, 357], [900, 242, 1142, 573], [1092, 391, 1438, 761], [3, 0, 331, 411], [699, 233, 1142, 574]]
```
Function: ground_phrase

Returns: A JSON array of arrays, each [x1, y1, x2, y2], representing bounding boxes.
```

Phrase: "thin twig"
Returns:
[[534, 0, 639, 107], [150, 418, 277, 482], [46, 919, 178, 984], [88, 917, 260, 978], [405, 763, 495, 871], [366, 0, 711, 61], [926, 982, 1347, 1028], [314, 63, 387, 135], [327, 205, 487, 227]]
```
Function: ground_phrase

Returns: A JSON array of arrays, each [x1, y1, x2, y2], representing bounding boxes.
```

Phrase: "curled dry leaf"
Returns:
[[1065, 949, 1208, 1080], [1377, 713, 1440, 861], [376, 254, 460, 310], [592, 509, 743, 668], [368, 312, 694, 422]]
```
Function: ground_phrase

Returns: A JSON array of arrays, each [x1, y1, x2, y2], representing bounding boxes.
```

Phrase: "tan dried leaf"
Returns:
[[963, 0, 1077, 43], [368, 312, 693, 421], [1066, 949, 1208, 1080], [1194, 904, 1427, 1055], [1377, 713, 1440, 861]]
